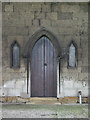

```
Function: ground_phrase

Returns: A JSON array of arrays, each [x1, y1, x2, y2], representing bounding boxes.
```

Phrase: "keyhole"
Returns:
[[44, 63, 47, 66]]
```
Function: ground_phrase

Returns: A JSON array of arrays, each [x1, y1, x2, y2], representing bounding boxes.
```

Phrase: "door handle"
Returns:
[[44, 63, 47, 66]]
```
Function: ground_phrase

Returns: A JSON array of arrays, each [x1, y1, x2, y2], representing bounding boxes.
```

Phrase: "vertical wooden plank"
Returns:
[[31, 36, 57, 97], [31, 37, 44, 97], [44, 36, 57, 97]]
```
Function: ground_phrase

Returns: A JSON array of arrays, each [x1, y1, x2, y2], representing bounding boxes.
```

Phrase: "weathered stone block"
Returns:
[[81, 89, 88, 97], [3, 80, 15, 88], [58, 12, 73, 20], [2, 73, 10, 82], [78, 73, 88, 81], [51, 19, 75, 27], [2, 18, 20, 27], [73, 11, 88, 21], [14, 3, 41, 12], [22, 11, 34, 20], [2, 12, 10, 25], [81, 66, 88, 73], [8, 88, 21, 96], [31, 4, 41, 12], [2, 26, 16, 36], [16, 26, 29, 36], [24, 14, 34, 26], [74, 80, 85, 89], [61, 72, 78, 81], [61, 5, 80, 13], [13, 3, 31, 12], [32, 19, 40, 27], [41, 3, 51, 12], [58, 27, 74, 35], [34, 11, 45, 19], [82, 55, 88, 62], [51, 3, 61, 12], [77, 67, 82, 73], [46, 12, 57, 20], [64, 80, 74, 89], [2, 12, 25, 27], [64, 89, 78, 96], [15, 80, 24, 89], [5, 4, 13, 12], [80, 4, 88, 13], [41, 19, 51, 27]]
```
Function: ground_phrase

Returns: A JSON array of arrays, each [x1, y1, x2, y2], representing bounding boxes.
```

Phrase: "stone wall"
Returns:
[[0, 2, 2, 97], [2, 2, 88, 98]]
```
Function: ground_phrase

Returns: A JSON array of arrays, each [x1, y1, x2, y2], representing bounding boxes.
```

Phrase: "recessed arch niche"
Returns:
[[23, 28, 62, 98], [23, 28, 61, 58], [10, 41, 20, 68], [67, 40, 77, 68]]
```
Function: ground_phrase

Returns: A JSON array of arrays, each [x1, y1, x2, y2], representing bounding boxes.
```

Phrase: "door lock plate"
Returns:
[[44, 63, 47, 66]]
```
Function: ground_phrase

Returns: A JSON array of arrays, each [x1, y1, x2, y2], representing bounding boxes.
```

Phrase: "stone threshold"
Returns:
[[0, 96, 89, 104]]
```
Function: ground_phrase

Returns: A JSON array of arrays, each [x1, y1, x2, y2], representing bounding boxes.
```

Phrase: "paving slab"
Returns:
[[2, 103, 89, 118]]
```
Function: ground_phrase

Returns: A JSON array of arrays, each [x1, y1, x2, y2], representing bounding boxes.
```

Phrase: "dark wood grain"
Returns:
[[31, 36, 57, 97]]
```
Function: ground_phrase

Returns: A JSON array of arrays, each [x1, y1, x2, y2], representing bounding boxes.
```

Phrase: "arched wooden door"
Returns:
[[31, 36, 57, 97]]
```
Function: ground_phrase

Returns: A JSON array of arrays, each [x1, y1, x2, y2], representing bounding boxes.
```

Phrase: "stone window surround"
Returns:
[[10, 40, 20, 69], [67, 40, 78, 69]]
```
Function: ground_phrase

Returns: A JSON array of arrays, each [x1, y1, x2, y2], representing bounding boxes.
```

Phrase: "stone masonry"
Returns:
[[1, 2, 88, 100]]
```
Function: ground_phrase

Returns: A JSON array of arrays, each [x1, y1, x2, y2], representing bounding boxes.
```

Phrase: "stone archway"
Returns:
[[23, 27, 61, 58], [23, 28, 61, 98], [31, 36, 57, 97]]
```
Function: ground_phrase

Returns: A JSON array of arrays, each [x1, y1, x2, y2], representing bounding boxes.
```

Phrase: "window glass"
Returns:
[[69, 43, 76, 67], [11, 42, 20, 68]]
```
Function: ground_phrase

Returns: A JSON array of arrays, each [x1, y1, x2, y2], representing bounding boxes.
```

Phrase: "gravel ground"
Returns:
[[2, 104, 89, 118], [3, 109, 57, 118]]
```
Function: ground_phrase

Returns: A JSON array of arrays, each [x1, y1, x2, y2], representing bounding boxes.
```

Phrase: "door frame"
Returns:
[[23, 28, 62, 98]]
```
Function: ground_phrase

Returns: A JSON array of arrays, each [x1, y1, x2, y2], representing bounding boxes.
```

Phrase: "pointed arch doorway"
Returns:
[[31, 36, 57, 97], [23, 28, 61, 98]]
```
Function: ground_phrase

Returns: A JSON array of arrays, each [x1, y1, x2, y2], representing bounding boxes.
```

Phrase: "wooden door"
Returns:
[[31, 36, 57, 97]]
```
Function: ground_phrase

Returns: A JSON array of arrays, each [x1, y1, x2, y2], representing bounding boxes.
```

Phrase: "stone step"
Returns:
[[30, 97, 58, 102], [27, 97, 60, 104], [26, 101, 61, 105], [0, 96, 89, 104]]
